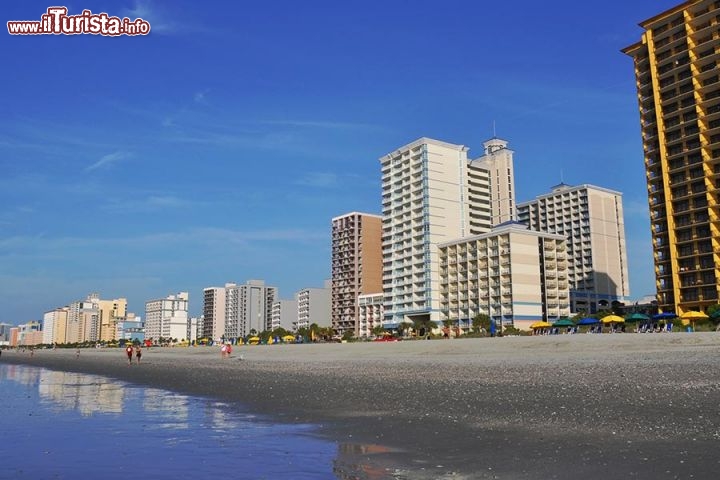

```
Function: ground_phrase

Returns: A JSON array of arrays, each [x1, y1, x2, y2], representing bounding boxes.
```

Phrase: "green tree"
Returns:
[[472, 314, 491, 333], [371, 325, 386, 337], [397, 321, 412, 338]]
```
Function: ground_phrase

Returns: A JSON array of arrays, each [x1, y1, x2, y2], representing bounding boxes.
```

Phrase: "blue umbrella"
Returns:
[[577, 317, 600, 325], [652, 312, 676, 320]]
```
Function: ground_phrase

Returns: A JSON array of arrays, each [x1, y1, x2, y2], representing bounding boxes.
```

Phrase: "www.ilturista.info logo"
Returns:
[[7, 7, 151, 36]]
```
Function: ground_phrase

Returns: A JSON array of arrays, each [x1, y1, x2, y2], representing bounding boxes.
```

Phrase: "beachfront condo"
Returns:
[[295, 282, 331, 331], [380, 137, 516, 328], [439, 221, 570, 331], [331, 212, 383, 337], [623, 0, 720, 315], [517, 183, 630, 314], [144, 292, 189, 342]]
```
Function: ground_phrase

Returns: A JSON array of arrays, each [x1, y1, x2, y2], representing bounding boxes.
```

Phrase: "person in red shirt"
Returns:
[[125, 345, 134, 365]]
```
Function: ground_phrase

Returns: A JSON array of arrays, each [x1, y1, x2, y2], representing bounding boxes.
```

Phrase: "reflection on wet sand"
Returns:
[[2, 364, 400, 479], [334, 443, 402, 480]]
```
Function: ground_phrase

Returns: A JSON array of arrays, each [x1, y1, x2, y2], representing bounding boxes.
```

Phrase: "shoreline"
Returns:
[[3, 333, 719, 479]]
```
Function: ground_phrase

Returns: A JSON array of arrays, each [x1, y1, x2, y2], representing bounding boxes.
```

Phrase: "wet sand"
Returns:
[[3, 333, 720, 479]]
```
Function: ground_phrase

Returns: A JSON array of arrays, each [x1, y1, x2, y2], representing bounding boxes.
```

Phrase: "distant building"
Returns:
[[0, 323, 12, 343], [202, 286, 226, 341], [42, 307, 69, 345], [66, 293, 99, 344], [517, 183, 630, 314], [18, 321, 43, 346], [145, 292, 189, 342], [116, 313, 144, 342], [331, 212, 383, 337], [357, 293, 384, 338], [296, 281, 331, 330], [9, 327, 19, 347], [439, 222, 570, 331], [187, 317, 198, 344], [97, 298, 127, 342], [225, 280, 277, 338], [271, 299, 297, 331]]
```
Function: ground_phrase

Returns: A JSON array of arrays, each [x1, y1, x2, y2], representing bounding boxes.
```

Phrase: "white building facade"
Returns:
[[144, 292, 189, 342], [202, 287, 226, 341], [357, 293, 384, 338], [380, 137, 516, 328], [225, 280, 277, 338]]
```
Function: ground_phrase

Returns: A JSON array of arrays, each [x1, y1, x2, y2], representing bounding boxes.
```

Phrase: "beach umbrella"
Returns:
[[680, 310, 708, 330], [530, 321, 552, 329], [552, 318, 575, 327], [601, 315, 625, 324], [652, 312, 676, 320], [282, 334, 296, 342], [577, 317, 600, 326], [681, 311, 708, 320], [625, 313, 650, 323]]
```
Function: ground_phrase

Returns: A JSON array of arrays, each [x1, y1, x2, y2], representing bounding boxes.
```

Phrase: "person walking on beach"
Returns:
[[75, 348, 80, 359], [125, 345, 134, 365], [221, 343, 228, 359], [135, 345, 142, 364]]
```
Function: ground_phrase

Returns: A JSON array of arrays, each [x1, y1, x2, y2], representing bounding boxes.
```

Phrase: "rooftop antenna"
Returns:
[[492, 120, 496, 138], [560, 168, 564, 183]]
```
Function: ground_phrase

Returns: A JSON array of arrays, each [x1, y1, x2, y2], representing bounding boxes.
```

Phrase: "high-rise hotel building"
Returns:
[[331, 212, 383, 336], [380, 137, 515, 326], [517, 183, 630, 314], [624, 0, 720, 314]]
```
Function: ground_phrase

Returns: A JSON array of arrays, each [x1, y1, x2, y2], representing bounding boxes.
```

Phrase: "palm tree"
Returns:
[[472, 314, 491, 334]]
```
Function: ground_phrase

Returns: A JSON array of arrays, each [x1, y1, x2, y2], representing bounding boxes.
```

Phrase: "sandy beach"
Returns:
[[2, 333, 719, 479]]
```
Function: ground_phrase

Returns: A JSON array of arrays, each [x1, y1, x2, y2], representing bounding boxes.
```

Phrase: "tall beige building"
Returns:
[[517, 184, 630, 314], [439, 222, 569, 331], [331, 212, 383, 336], [623, 0, 720, 315], [97, 298, 127, 342], [380, 137, 516, 327], [66, 293, 99, 343], [42, 307, 69, 345]]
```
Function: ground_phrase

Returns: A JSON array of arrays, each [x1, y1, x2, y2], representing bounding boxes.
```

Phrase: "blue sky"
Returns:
[[1, 0, 680, 323]]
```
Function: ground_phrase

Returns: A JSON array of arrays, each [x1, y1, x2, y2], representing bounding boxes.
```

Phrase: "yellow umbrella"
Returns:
[[680, 311, 708, 330], [282, 335, 296, 342], [530, 321, 552, 329], [601, 315, 625, 324]]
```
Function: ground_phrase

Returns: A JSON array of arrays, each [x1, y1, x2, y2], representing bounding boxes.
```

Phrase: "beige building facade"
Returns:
[[331, 212, 383, 336], [517, 183, 630, 314], [439, 222, 570, 331]]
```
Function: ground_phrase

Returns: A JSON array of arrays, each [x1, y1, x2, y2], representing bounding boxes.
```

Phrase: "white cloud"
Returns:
[[86, 151, 130, 172], [294, 172, 340, 188], [194, 89, 210, 104]]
